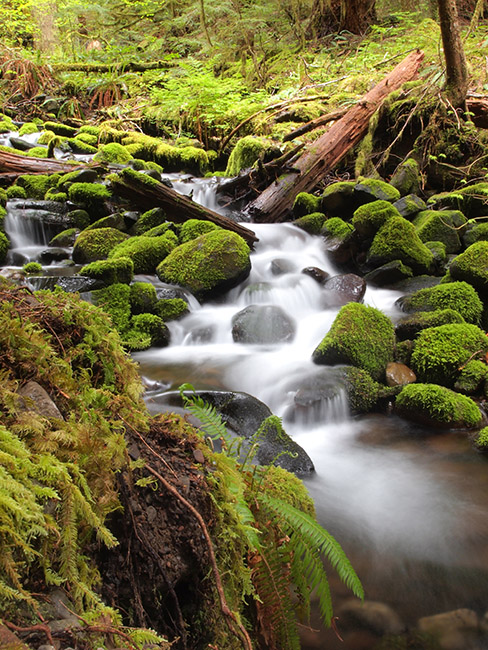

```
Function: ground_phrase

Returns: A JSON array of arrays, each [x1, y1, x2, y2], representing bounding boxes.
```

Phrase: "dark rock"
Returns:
[[231, 304, 296, 344], [39, 247, 70, 264], [301, 266, 329, 284], [385, 362, 416, 387], [270, 257, 296, 275], [338, 599, 404, 636], [322, 273, 366, 308], [9, 137, 35, 151], [393, 194, 427, 219], [363, 260, 413, 286], [18, 380, 63, 419]]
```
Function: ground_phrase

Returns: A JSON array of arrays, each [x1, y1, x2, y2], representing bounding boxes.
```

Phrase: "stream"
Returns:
[[3, 172, 488, 649]]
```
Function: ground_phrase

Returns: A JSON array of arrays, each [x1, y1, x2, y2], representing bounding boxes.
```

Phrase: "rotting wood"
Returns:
[[0, 150, 85, 175], [282, 107, 349, 142], [246, 49, 425, 223], [110, 170, 259, 247]]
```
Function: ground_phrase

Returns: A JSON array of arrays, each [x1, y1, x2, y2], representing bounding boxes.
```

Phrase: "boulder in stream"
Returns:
[[231, 304, 296, 344]]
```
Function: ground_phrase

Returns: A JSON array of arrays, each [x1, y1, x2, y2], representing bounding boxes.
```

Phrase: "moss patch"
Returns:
[[398, 281, 483, 325]]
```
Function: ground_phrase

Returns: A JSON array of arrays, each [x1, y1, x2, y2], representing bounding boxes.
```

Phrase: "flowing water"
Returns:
[[4, 174, 488, 648]]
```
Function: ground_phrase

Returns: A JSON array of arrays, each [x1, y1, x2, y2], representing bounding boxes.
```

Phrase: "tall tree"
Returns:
[[308, 0, 376, 37], [438, 0, 469, 107]]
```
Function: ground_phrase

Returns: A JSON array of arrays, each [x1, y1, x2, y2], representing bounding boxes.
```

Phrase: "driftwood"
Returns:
[[282, 107, 348, 142], [111, 170, 258, 247], [246, 50, 425, 223]]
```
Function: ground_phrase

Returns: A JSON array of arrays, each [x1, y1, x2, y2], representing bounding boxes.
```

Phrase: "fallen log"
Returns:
[[282, 107, 348, 142], [246, 50, 425, 223], [0, 150, 84, 175], [52, 60, 177, 73], [110, 169, 258, 247]]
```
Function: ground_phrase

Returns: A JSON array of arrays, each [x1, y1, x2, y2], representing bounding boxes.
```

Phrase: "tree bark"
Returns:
[[308, 0, 376, 37], [438, 0, 469, 107], [246, 49, 425, 224]]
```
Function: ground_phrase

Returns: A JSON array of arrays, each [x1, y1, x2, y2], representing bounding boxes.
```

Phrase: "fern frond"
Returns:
[[180, 386, 237, 451]]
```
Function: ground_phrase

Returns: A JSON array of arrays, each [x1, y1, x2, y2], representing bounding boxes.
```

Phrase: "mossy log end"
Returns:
[[247, 49, 425, 223]]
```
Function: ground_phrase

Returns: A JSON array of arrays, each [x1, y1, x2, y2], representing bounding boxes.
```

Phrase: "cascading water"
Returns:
[[3, 168, 488, 648]]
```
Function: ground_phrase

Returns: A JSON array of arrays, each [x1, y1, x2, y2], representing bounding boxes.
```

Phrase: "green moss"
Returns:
[[352, 200, 401, 238], [225, 136, 268, 177], [78, 125, 101, 137], [474, 426, 488, 451], [454, 359, 488, 395], [340, 366, 380, 414], [395, 308, 466, 341], [72, 227, 128, 264], [354, 177, 401, 203], [85, 213, 127, 232], [37, 130, 56, 145], [449, 241, 488, 296], [16, 174, 58, 200], [367, 216, 434, 274], [399, 281, 483, 324], [0, 188, 7, 208], [155, 297, 189, 321], [93, 282, 132, 333], [130, 282, 158, 314], [75, 132, 99, 146], [320, 181, 357, 219], [67, 209, 90, 230], [156, 230, 251, 300], [411, 323, 488, 386], [124, 313, 169, 350], [312, 303, 395, 381], [413, 209, 466, 253], [424, 240, 447, 265], [93, 142, 133, 165], [294, 212, 327, 235], [18, 122, 39, 136], [68, 182, 112, 218], [0, 232, 9, 263], [0, 114, 14, 132], [292, 192, 321, 218], [395, 383, 482, 428], [22, 262, 43, 274], [67, 137, 98, 154], [179, 146, 210, 174], [26, 146, 49, 158], [6, 185, 27, 199], [79, 257, 134, 285], [389, 158, 421, 196], [49, 228, 78, 246], [259, 463, 315, 517], [43, 121, 77, 137], [109, 233, 177, 274], [44, 188, 67, 202], [321, 216, 354, 239], [463, 222, 488, 247], [144, 223, 178, 238], [132, 207, 167, 235], [180, 219, 219, 243]]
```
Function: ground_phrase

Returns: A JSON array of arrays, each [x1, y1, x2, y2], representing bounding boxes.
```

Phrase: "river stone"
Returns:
[[56, 276, 104, 293], [322, 273, 366, 308], [9, 136, 36, 151], [385, 362, 416, 387], [270, 257, 296, 275], [363, 260, 413, 287], [337, 599, 404, 636], [148, 390, 314, 475], [417, 608, 479, 650], [231, 304, 296, 344], [301, 266, 329, 284], [393, 194, 427, 219], [39, 247, 70, 264], [18, 380, 63, 420], [322, 231, 355, 266]]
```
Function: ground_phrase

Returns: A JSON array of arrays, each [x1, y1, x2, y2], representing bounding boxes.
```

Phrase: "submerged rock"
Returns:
[[231, 304, 296, 344]]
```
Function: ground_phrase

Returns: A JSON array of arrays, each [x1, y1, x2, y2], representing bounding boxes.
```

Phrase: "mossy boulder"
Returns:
[[449, 241, 488, 298], [225, 136, 269, 177], [454, 359, 488, 395], [6, 185, 27, 199], [180, 219, 219, 243], [395, 308, 465, 341], [395, 383, 482, 429], [320, 181, 358, 219], [85, 213, 127, 232], [93, 142, 133, 165], [462, 222, 488, 247], [72, 227, 128, 264], [66, 209, 90, 230], [352, 200, 401, 238], [293, 192, 321, 218], [397, 281, 483, 325], [363, 260, 413, 287], [93, 283, 132, 333], [0, 232, 10, 263], [48, 228, 78, 247], [392, 194, 427, 220], [411, 323, 488, 386], [155, 298, 189, 321], [68, 182, 112, 220], [413, 209, 466, 254], [109, 233, 177, 274], [338, 366, 380, 414], [312, 303, 395, 381], [424, 240, 447, 267], [294, 212, 327, 235], [354, 178, 401, 204], [16, 174, 58, 200], [130, 282, 158, 314], [389, 158, 421, 196], [132, 207, 167, 235], [123, 313, 170, 351], [79, 257, 134, 286], [43, 121, 77, 137], [474, 427, 488, 451], [367, 216, 435, 274], [22, 261, 43, 274], [156, 230, 251, 301]]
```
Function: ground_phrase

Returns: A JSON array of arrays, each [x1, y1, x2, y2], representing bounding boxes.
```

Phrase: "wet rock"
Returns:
[[39, 247, 70, 264], [393, 193, 427, 219], [337, 599, 404, 636], [320, 180, 359, 219], [301, 266, 329, 284], [231, 304, 296, 344], [18, 380, 63, 420], [270, 257, 296, 275], [322, 273, 366, 308], [363, 260, 413, 287], [10, 136, 36, 151], [417, 608, 480, 650], [385, 362, 416, 387], [55, 276, 104, 293]]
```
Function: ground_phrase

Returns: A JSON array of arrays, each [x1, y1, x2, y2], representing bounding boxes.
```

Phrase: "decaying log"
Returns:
[[246, 50, 425, 223], [110, 170, 258, 247], [282, 107, 348, 142], [52, 60, 177, 73], [0, 150, 84, 175]]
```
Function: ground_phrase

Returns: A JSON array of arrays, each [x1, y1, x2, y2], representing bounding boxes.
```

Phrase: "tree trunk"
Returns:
[[246, 50, 425, 223], [438, 0, 469, 107], [309, 0, 376, 37]]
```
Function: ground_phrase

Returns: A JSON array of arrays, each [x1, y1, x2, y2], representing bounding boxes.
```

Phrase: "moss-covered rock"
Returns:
[[225, 136, 269, 177], [80, 257, 134, 285], [6, 185, 27, 199], [449, 241, 488, 298], [130, 281, 158, 314], [321, 216, 354, 240], [49, 228, 78, 247], [67, 209, 91, 230], [363, 260, 413, 286], [397, 281, 483, 324], [22, 261, 43, 274], [352, 200, 401, 238], [413, 209, 466, 253], [474, 426, 488, 451], [462, 221, 488, 247], [389, 158, 422, 196], [395, 383, 482, 429], [93, 142, 133, 165], [85, 213, 128, 232], [454, 359, 488, 395], [312, 303, 395, 381], [18, 122, 39, 136], [72, 227, 128, 264], [44, 188, 67, 202], [424, 240, 447, 267], [43, 121, 77, 137], [68, 182, 112, 219], [157, 230, 251, 301], [0, 231, 9, 264], [180, 219, 219, 243], [26, 146, 49, 158], [338, 366, 380, 414], [395, 308, 466, 341], [367, 216, 435, 274], [93, 283, 132, 333], [293, 212, 327, 235], [109, 233, 177, 274], [0, 188, 7, 208], [124, 313, 170, 350], [132, 207, 167, 235], [354, 177, 401, 204], [429, 183, 488, 218], [292, 192, 321, 218], [392, 194, 427, 220], [320, 181, 358, 219], [411, 323, 488, 386], [16, 174, 58, 200], [155, 297, 189, 321]]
